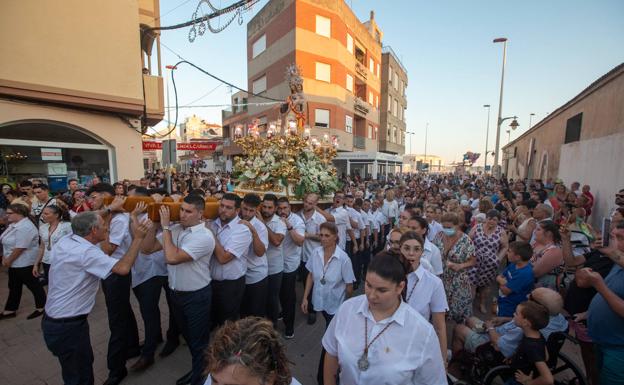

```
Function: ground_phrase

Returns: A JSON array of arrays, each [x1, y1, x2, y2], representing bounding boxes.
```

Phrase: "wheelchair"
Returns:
[[449, 331, 587, 385]]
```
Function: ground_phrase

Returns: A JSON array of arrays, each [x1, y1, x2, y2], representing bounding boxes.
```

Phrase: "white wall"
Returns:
[[558, 132, 624, 228]]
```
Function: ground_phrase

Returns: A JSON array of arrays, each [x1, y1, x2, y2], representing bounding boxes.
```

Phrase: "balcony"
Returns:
[[354, 98, 370, 117], [143, 74, 164, 125], [353, 135, 366, 149], [355, 62, 368, 81]]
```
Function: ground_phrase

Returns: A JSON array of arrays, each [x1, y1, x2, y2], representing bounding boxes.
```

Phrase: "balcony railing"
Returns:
[[382, 45, 408, 75], [354, 98, 370, 116], [355, 62, 368, 81], [353, 135, 366, 149]]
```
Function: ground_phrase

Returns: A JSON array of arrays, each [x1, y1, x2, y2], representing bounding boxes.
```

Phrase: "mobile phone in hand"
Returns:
[[602, 218, 612, 247]]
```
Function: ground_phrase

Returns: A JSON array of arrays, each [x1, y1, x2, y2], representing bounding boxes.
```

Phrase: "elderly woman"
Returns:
[[0, 204, 46, 320], [433, 212, 476, 323]]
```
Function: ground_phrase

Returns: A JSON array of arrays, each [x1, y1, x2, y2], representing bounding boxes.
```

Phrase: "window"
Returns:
[[252, 34, 266, 58], [375, 95, 379, 108], [345, 115, 353, 133], [376, 63, 380, 78], [369, 58, 374, 73], [346, 33, 353, 54], [315, 62, 331, 83], [393, 72, 398, 90], [252, 75, 266, 94], [392, 99, 398, 116], [387, 128, 391, 140], [388, 67, 393, 85], [564, 113, 582, 143], [368, 91, 373, 105], [388, 95, 392, 112], [346, 74, 353, 92], [393, 126, 398, 142], [315, 109, 330, 128], [368, 124, 373, 139], [398, 105, 402, 120], [315, 15, 331, 38]]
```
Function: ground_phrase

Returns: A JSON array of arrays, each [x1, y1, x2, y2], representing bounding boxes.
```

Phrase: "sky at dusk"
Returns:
[[154, 0, 624, 164]]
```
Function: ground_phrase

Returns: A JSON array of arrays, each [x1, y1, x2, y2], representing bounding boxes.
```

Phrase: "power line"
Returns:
[[183, 83, 222, 105], [155, 0, 195, 23]]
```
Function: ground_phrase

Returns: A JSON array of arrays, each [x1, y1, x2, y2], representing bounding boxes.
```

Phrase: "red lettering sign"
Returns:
[[142, 141, 162, 150], [142, 141, 218, 151], [176, 142, 217, 151]]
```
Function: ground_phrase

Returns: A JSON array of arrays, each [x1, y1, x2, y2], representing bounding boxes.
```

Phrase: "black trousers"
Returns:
[[42, 315, 94, 385], [163, 281, 181, 343], [266, 272, 283, 326], [317, 311, 335, 385], [279, 270, 298, 334], [211, 276, 245, 328], [101, 273, 139, 377], [355, 240, 371, 283], [345, 240, 359, 284], [241, 276, 268, 318], [5, 265, 46, 311], [132, 275, 175, 359], [169, 284, 212, 385], [299, 262, 315, 314]]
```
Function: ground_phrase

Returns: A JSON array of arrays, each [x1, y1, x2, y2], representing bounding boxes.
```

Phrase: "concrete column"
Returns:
[[373, 160, 378, 179], [347, 159, 351, 176], [385, 160, 389, 176]]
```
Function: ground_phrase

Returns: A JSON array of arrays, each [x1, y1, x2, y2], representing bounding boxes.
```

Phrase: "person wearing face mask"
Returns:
[[322, 254, 447, 385], [433, 212, 476, 323], [400, 231, 449, 366]]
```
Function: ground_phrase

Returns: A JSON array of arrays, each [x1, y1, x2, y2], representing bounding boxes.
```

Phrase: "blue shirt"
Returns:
[[495, 314, 568, 358], [498, 263, 534, 317], [588, 265, 624, 346]]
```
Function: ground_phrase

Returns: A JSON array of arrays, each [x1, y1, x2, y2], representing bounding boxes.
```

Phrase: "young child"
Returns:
[[508, 301, 553, 385], [496, 241, 535, 318]]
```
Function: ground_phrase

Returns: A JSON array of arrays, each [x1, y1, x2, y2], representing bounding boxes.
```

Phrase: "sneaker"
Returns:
[[284, 331, 294, 339]]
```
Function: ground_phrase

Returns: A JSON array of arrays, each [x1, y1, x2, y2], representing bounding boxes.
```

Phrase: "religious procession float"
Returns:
[[231, 64, 341, 202]]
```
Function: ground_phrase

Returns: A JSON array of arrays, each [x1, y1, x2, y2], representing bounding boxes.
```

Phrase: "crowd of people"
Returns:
[[0, 172, 623, 385]]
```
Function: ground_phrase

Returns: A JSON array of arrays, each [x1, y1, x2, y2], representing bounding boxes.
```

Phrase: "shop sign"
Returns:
[[41, 148, 62, 161], [142, 141, 217, 151]]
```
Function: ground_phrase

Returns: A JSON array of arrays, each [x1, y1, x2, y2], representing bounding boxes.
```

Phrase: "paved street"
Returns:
[[0, 268, 324, 385], [0, 267, 586, 385]]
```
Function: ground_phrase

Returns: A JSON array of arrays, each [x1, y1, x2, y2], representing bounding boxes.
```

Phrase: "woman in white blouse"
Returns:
[[0, 204, 46, 320], [400, 231, 449, 366], [322, 254, 447, 385], [301, 222, 355, 327], [33, 205, 72, 282]]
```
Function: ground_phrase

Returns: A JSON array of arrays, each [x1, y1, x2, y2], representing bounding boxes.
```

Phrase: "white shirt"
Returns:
[[243, 216, 269, 284], [405, 265, 449, 321], [371, 209, 386, 231], [426, 220, 443, 242], [106, 213, 132, 260], [346, 206, 363, 240], [265, 214, 287, 275], [132, 214, 168, 288], [305, 246, 355, 315], [0, 217, 39, 267], [422, 238, 444, 276], [299, 210, 326, 263], [282, 213, 305, 273], [39, 221, 72, 264], [381, 199, 399, 225], [329, 206, 352, 251], [31, 197, 57, 224], [203, 376, 302, 385], [45, 234, 117, 318], [209, 217, 252, 281], [365, 210, 380, 233], [322, 295, 447, 385], [156, 222, 214, 291]]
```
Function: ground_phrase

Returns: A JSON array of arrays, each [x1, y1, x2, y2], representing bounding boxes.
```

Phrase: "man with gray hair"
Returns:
[[42, 211, 151, 385]]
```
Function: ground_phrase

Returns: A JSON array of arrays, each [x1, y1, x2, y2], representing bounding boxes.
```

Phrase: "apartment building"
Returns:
[[222, 0, 404, 177], [380, 46, 408, 155], [0, 0, 164, 185]]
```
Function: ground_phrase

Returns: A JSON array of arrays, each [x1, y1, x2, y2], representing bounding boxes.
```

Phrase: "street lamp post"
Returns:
[[483, 104, 491, 173], [423, 122, 429, 172], [529, 112, 535, 129], [492, 37, 507, 177]]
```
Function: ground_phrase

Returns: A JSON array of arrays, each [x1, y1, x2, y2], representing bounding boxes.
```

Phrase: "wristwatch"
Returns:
[[162, 225, 171, 231]]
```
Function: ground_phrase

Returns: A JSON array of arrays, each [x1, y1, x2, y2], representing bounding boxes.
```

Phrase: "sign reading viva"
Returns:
[[142, 141, 218, 151]]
